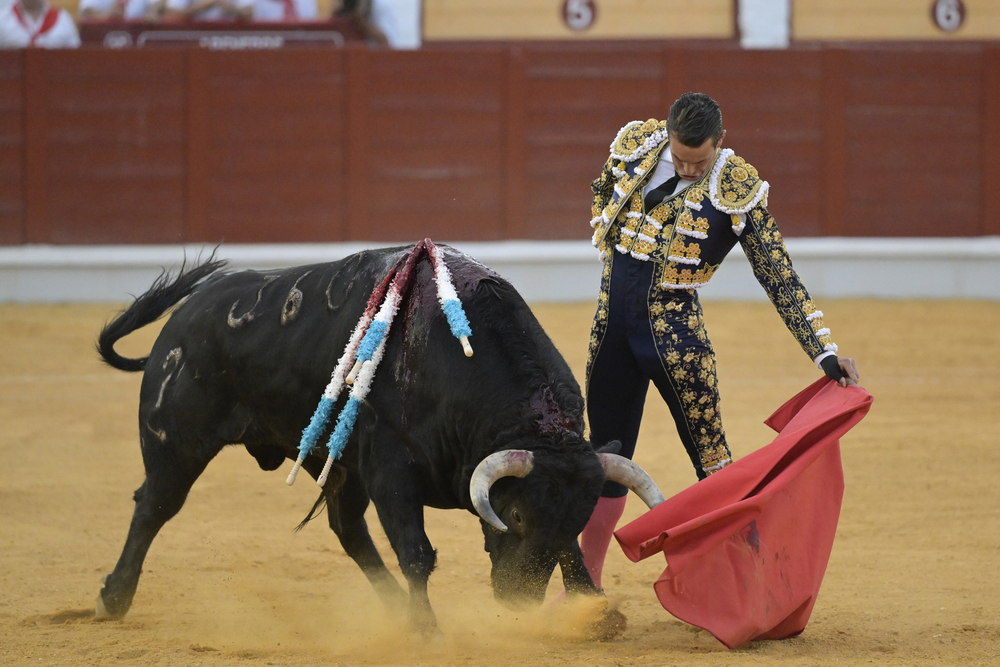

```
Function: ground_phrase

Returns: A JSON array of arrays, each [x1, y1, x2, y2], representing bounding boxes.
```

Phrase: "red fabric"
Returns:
[[614, 378, 873, 649], [278, 0, 296, 21]]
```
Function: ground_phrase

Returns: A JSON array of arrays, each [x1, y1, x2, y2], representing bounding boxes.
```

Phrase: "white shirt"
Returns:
[[642, 146, 692, 202], [370, 0, 421, 49], [251, 0, 314, 21], [123, 0, 159, 19], [78, 0, 124, 15], [0, 2, 80, 48], [165, 0, 251, 21]]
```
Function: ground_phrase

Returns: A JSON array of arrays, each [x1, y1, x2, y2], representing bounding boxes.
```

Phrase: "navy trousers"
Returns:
[[586, 252, 732, 497]]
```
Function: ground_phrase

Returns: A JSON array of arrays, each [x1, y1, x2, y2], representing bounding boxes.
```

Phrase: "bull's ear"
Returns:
[[595, 440, 622, 455]]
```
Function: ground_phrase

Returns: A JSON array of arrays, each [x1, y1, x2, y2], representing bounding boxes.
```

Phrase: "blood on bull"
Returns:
[[94, 240, 663, 635]]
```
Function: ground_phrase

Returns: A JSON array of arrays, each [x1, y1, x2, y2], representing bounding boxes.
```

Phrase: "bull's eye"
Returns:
[[511, 509, 523, 525]]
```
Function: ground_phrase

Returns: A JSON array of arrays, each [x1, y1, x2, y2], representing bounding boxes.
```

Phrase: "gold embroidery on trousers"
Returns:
[[649, 294, 732, 475]]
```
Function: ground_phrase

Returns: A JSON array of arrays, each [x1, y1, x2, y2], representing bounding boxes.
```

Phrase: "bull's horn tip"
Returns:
[[461, 336, 473, 357]]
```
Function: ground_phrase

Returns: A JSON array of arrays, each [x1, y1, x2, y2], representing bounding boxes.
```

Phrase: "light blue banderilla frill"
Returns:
[[285, 240, 473, 487]]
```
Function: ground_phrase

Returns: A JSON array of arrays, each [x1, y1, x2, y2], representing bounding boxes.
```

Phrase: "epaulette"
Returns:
[[709, 149, 769, 215], [609, 118, 668, 163]]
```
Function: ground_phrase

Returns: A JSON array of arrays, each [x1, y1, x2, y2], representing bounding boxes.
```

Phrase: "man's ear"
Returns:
[[595, 440, 622, 455]]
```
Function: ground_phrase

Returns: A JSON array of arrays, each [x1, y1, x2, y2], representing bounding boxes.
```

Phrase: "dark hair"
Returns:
[[666, 93, 723, 147]]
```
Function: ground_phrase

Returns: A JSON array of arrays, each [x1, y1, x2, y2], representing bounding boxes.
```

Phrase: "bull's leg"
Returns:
[[97, 448, 214, 618], [369, 489, 439, 635], [303, 460, 408, 613], [558, 542, 601, 595]]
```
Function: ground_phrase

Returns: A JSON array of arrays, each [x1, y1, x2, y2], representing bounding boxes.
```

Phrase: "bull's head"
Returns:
[[469, 446, 664, 607]]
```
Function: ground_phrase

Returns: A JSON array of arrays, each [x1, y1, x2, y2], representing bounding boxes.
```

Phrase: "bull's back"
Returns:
[[140, 251, 400, 443], [135, 244, 577, 464]]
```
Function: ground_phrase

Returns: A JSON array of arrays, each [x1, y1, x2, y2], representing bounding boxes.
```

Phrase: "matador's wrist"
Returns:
[[819, 355, 845, 382]]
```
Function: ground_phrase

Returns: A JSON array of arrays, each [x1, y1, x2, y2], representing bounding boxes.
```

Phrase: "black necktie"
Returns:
[[643, 175, 681, 213]]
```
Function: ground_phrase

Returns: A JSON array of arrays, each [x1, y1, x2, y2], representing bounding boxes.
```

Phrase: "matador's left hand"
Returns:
[[836, 357, 860, 387], [821, 355, 860, 388]]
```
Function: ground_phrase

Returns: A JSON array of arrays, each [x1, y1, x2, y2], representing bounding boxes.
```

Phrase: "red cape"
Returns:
[[614, 378, 873, 649]]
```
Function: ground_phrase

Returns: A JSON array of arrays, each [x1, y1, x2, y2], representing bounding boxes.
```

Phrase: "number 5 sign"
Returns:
[[931, 0, 965, 32], [563, 0, 597, 31]]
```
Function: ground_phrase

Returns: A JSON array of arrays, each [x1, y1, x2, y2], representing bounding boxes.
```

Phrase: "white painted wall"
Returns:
[[739, 0, 791, 48], [2, 238, 999, 304]]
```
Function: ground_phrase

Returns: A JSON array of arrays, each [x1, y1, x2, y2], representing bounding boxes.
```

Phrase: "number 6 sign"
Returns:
[[563, 0, 597, 31], [931, 0, 965, 32]]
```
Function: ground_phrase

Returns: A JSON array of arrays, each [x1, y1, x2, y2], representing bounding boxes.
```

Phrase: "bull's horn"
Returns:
[[598, 453, 665, 509], [469, 450, 534, 532]]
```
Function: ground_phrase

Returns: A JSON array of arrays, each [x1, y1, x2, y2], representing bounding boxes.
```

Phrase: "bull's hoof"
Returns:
[[408, 605, 441, 638], [94, 585, 130, 621], [409, 614, 441, 638], [586, 604, 627, 641], [411, 621, 443, 639]]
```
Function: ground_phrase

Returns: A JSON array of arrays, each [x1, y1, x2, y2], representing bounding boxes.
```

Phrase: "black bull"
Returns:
[[95, 243, 661, 633]]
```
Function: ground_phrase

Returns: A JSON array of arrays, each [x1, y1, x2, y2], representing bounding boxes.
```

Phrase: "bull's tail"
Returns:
[[96, 254, 227, 372]]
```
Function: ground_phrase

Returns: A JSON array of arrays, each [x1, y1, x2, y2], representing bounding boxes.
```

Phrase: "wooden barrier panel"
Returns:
[[840, 47, 984, 236], [2, 43, 999, 246], [983, 46, 1000, 236], [187, 49, 349, 244], [519, 44, 671, 239], [0, 52, 23, 245], [348, 49, 508, 241], [23, 49, 188, 245]]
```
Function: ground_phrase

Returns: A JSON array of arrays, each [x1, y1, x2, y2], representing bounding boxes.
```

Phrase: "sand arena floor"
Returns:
[[1, 297, 998, 667]]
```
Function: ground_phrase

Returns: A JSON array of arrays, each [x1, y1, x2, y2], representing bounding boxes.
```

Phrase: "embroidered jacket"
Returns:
[[589, 118, 838, 361]]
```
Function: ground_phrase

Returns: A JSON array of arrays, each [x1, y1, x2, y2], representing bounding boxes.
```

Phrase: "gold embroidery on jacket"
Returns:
[[660, 262, 722, 289], [676, 207, 710, 239], [709, 151, 769, 214], [591, 136, 839, 367], [593, 121, 670, 253], [739, 207, 837, 358]]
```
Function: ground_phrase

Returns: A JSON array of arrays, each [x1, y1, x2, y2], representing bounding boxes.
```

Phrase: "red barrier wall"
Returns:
[[2, 43, 998, 246], [0, 51, 25, 245]]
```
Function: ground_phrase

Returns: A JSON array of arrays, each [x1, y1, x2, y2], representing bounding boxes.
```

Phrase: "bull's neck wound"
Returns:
[[530, 386, 578, 436]]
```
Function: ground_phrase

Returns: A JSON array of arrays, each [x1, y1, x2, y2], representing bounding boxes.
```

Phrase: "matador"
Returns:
[[579, 92, 860, 592]]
